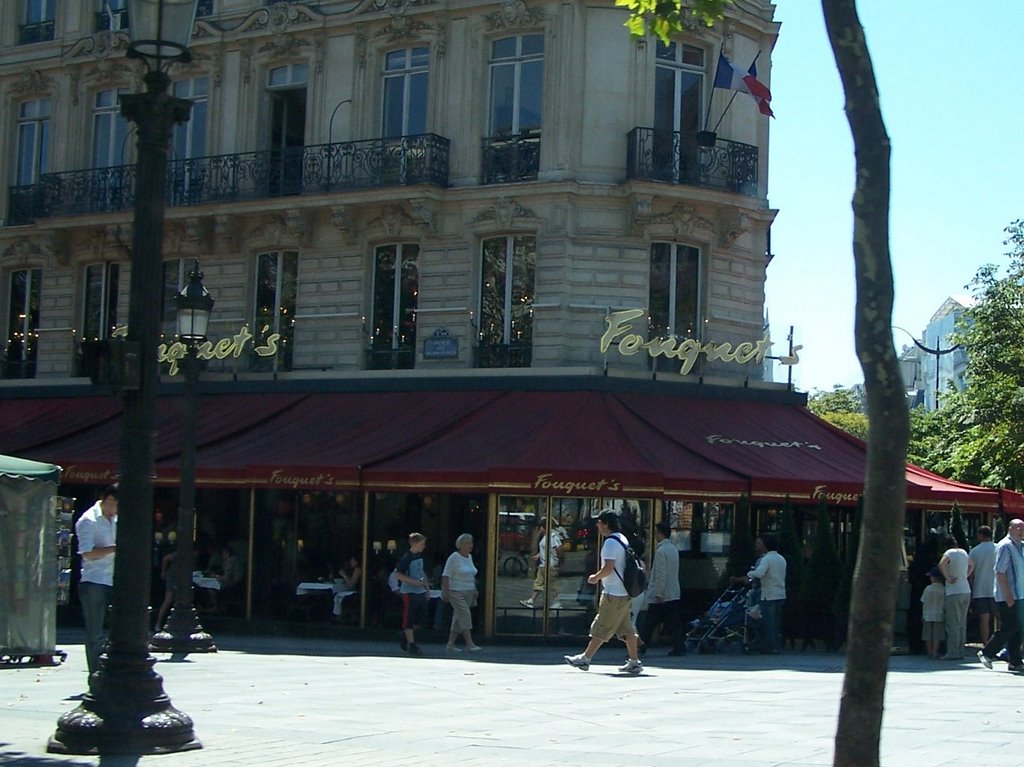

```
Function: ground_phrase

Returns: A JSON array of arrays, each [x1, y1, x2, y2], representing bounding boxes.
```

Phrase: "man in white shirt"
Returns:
[[968, 526, 997, 645], [748, 535, 786, 654], [75, 484, 118, 674], [564, 511, 643, 674]]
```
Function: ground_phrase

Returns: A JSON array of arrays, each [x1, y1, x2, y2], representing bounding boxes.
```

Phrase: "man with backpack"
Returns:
[[564, 510, 644, 675]]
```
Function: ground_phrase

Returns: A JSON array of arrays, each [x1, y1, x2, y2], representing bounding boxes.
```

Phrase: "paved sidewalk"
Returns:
[[2, 631, 1023, 767]]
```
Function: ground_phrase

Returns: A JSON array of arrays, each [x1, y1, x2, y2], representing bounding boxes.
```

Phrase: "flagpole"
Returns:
[[703, 44, 723, 131], [711, 92, 740, 134]]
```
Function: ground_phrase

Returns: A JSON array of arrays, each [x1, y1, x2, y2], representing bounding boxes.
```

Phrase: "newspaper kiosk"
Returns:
[[0, 454, 67, 667]]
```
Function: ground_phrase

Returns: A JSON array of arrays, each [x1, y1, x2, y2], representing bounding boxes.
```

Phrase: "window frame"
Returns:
[[369, 243, 419, 369], [381, 47, 429, 139], [648, 241, 701, 340], [487, 33, 545, 137], [15, 98, 50, 186], [81, 261, 120, 342], [252, 250, 298, 371], [4, 267, 42, 378]]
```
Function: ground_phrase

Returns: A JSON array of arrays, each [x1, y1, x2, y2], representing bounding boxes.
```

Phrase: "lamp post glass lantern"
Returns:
[[150, 260, 216, 657], [49, 0, 203, 756]]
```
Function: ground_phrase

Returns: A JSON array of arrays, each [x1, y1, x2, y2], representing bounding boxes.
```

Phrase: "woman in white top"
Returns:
[[442, 533, 481, 651]]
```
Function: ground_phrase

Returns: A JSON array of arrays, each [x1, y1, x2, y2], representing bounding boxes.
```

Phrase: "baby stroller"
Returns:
[[685, 581, 758, 654]]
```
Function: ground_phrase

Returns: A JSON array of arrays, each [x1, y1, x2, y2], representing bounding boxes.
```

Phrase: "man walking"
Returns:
[[75, 484, 118, 675], [978, 519, 1024, 671], [640, 522, 685, 655], [968, 526, 997, 646], [564, 510, 643, 674], [748, 536, 786, 654]]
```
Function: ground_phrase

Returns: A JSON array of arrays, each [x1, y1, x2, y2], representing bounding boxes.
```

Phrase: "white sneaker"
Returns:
[[618, 658, 643, 675], [519, 599, 535, 608], [550, 602, 563, 610], [564, 653, 590, 670]]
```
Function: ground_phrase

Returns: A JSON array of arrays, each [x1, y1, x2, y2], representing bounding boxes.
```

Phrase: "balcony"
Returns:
[[95, 9, 129, 32], [6, 134, 450, 225], [18, 20, 55, 44], [626, 127, 758, 197], [482, 132, 540, 184]]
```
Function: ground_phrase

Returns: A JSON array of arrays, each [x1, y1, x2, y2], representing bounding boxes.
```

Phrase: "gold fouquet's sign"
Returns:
[[533, 473, 623, 494], [599, 308, 800, 376], [114, 324, 281, 376]]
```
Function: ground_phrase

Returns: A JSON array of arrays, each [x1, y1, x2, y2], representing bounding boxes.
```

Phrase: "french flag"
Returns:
[[714, 53, 774, 117]]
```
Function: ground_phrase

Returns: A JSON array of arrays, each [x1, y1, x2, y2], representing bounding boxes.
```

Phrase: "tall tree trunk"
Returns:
[[821, 2, 910, 766]]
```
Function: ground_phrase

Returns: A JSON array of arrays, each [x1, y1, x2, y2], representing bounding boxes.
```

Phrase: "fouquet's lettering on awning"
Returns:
[[599, 308, 800, 375], [533, 473, 622, 494]]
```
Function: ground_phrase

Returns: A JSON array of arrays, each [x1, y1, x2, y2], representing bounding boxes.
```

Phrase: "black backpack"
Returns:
[[609, 534, 647, 597]]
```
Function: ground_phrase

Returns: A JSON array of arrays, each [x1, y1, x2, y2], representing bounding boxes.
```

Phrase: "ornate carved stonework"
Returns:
[[215, 216, 239, 252], [11, 70, 54, 96], [355, 28, 369, 69], [716, 209, 749, 248], [632, 203, 715, 240], [167, 219, 208, 255], [409, 201, 437, 234], [369, 205, 414, 238], [331, 206, 358, 244], [472, 196, 535, 227], [66, 31, 130, 61], [377, 16, 431, 44], [364, 0, 437, 16], [238, 3, 322, 33], [2, 238, 45, 261], [257, 33, 313, 58], [485, 0, 545, 31], [247, 211, 310, 247]]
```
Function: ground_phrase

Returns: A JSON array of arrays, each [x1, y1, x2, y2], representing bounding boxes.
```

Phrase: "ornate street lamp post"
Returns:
[[49, 0, 202, 755], [150, 260, 216, 657]]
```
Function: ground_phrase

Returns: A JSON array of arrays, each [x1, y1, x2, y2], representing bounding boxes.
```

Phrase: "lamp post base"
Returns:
[[47, 651, 201, 755], [149, 606, 217, 656]]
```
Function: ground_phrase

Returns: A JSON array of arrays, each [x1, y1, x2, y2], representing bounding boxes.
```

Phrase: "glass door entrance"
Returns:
[[494, 495, 651, 637]]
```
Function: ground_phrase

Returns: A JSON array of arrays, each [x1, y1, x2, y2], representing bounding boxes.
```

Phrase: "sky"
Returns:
[[764, 1, 1022, 393]]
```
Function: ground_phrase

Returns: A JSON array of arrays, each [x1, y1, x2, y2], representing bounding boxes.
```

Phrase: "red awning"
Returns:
[[362, 390, 749, 496], [9, 392, 307, 485], [202, 390, 505, 489], [2, 387, 1015, 512]]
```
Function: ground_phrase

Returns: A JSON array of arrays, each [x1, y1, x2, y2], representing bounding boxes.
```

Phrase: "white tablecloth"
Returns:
[[193, 572, 221, 590], [295, 582, 334, 596]]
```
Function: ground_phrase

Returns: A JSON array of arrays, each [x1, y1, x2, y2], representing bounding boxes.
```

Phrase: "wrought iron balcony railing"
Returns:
[[626, 127, 758, 197], [474, 341, 532, 369], [6, 134, 450, 225], [95, 9, 129, 32], [482, 132, 541, 184], [365, 344, 416, 371], [18, 20, 55, 44]]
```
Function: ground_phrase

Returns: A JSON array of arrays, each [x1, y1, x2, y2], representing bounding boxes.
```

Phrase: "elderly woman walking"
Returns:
[[442, 533, 481, 652]]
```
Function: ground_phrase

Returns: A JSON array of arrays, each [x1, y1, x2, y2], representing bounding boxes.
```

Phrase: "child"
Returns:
[[395, 532, 430, 655], [921, 567, 946, 659]]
